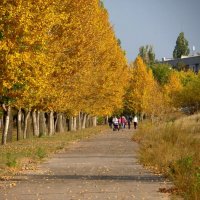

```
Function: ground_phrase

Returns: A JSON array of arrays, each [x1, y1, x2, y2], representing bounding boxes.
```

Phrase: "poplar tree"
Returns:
[[173, 32, 190, 58], [138, 45, 155, 65]]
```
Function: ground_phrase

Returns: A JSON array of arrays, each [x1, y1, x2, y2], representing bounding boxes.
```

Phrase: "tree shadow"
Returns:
[[8, 174, 166, 183]]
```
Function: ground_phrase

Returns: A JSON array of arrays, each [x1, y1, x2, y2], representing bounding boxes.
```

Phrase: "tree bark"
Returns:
[[39, 111, 46, 137], [140, 112, 145, 121], [7, 107, 13, 142], [17, 108, 22, 140], [32, 110, 39, 136], [54, 113, 58, 132], [86, 115, 90, 128], [36, 111, 40, 136], [0, 116, 2, 129], [73, 116, 77, 131], [27, 112, 33, 138], [2, 106, 11, 145], [62, 114, 67, 132], [78, 112, 82, 130], [66, 118, 70, 131], [57, 113, 64, 133], [23, 110, 30, 139], [105, 116, 108, 124], [92, 116, 97, 127], [69, 116, 73, 131], [82, 113, 87, 129], [48, 111, 54, 136]]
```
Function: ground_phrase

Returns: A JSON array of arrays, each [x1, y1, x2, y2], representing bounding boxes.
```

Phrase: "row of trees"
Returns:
[[125, 31, 198, 120], [124, 57, 168, 120], [0, 0, 129, 144], [0, 0, 197, 145], [124, 54, 200, 121]]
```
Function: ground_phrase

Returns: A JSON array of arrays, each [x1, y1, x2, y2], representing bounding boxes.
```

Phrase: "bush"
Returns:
[[97, 116, 105, 125]]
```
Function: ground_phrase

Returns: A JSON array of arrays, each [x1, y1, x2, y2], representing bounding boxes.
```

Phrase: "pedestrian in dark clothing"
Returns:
[[127, 117, 131, 129], [108, 117, 113, 129]]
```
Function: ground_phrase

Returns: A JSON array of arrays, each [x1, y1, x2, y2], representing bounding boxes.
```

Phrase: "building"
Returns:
[[161, 55, 200, 73]]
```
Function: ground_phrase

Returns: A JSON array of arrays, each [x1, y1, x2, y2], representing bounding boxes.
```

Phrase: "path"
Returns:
[[0, 128, 173, 200]]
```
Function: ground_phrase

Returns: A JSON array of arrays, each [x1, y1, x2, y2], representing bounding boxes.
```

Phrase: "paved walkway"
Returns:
[[0, 128, 173, 200]]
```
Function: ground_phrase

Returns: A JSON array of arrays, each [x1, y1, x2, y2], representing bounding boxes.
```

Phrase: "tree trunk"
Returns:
[[78, 112, 82, 130], [73, 116, 77, 131], [27, 112, 33, 138], [140, 112, 145, 121], [48, 111, 54, 136], [2, 106, 11, 145], [66, 118, 69, 131], [17, 108, 22, 141], [86, 115, 90, 128], [151, 113, 155, 124], [92, 116, 97, 127], [23, 110, 30, 139], [54, 113, 58, 132], [57, 113, 64, 133], [62, 115, 67, 132], [36, 111, 40, 136], [88, 116, 91, 128], [69, 116, 73, 131], [39, 111, 46, 137], [82, 113, 87, 129], [0, 116, 2, 129], [32, 110, 39, 136], [7, 107, 13, 142], [105, 116, 108, 124]]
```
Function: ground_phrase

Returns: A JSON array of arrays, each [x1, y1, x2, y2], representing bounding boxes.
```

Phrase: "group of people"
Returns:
[[108, 115, 138, 131]]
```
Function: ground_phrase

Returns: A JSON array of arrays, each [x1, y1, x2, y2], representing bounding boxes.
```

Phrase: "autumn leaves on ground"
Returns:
[[0, 1, 199, 200]]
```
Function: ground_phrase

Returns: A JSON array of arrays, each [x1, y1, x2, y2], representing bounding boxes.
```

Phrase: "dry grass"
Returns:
[[133, 113, 200, 200], [0, 126, 107, 177]]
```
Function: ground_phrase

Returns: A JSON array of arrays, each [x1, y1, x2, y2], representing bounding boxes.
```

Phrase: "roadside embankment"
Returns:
[[133, 113, 200, 200]]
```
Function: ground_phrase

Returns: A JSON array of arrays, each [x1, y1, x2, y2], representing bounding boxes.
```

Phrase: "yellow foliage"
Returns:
[[163, 71, 183, 107], [0, 0, 128, 117]]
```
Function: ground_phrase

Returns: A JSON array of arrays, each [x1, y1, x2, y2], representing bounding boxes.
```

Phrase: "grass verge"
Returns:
[[0, 126, 107, 178], [133, 114, 200, 200]]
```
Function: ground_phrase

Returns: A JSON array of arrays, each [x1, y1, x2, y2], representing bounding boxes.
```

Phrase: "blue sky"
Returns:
[[103, 0, 200, 62]]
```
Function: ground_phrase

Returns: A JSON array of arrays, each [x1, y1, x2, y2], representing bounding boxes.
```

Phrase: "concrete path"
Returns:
[[0, 128, 173, 200]]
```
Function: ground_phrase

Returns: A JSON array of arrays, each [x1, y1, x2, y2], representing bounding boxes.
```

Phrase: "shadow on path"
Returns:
[[7, 174, 166, 182]]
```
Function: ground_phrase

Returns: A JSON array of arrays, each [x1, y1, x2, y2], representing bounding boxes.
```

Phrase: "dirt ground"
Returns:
[[0, 127, 176, 200]]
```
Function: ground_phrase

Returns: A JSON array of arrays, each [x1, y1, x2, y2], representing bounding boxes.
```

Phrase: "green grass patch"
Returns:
[[0, 126, 107, 176], [35, 147, 46, 159], [133, 115, 200, 200], [6, 153, 17, 167]]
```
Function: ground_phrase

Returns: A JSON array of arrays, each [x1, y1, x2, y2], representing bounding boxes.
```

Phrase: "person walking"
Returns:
[[121, 116, 127, 129], [108, 116, 113, 129], [112, 116, 119, 131], [133, 115, 138, 129], [127, 116, 131, 129]]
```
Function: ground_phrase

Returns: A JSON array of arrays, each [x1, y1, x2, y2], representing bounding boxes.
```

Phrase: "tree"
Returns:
[[124, 56, 156, 115], [138, 45, 155, 65], [0, 0, 58, 143], [163, 71, 183, 107], [0, 0, 129, 144], [173, 32, 190, 58], [151, 63, 173, 85], [177, 73, 200, 113]]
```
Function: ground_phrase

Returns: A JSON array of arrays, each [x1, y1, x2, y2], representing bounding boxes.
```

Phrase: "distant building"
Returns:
[[161, 55, 200, 73]]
